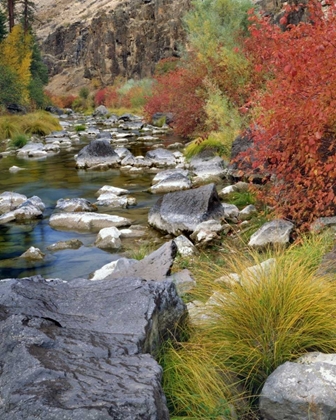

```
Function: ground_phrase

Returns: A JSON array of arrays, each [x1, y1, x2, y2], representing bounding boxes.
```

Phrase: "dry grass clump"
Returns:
[[163, 232, 336, 418], [0, 111, 61, 140]]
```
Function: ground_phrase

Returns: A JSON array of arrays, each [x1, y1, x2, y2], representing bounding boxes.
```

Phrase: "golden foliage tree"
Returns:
[[0, 24, 32, 104]]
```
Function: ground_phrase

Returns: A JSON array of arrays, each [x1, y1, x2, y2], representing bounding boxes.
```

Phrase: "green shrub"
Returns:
[[79, 86, 90, 99], [10, 133, 28, 148]]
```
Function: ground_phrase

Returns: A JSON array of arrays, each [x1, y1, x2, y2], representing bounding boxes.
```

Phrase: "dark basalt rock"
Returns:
[[75, 139, 120, 169], [148, 183, 224, 235], [0, 275, 186, 419]]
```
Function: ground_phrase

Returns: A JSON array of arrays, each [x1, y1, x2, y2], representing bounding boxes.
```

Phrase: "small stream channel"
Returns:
[[0, 115, 185, 280]]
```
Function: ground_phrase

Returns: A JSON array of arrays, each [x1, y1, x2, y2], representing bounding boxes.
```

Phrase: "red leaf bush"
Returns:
[[242, 0, 336, 228]]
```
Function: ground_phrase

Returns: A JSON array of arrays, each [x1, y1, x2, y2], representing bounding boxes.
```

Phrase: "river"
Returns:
[[0, 118, 184, 280]]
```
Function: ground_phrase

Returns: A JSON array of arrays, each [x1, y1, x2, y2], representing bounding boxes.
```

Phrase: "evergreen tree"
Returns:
[[0, 63, 22, 105], [28, 36, 48, 107], [0, 8, 7, 41]]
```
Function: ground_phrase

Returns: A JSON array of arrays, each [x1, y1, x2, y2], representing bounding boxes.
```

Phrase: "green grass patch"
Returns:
[[75, 124, 86, 132], [10, 133, 29, 149], [184, 134, 231, 160], [226, 191, 256, 209]]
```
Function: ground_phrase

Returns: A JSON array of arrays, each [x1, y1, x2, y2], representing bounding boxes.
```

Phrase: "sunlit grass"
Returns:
[[0, 111, 61, 140], [163, 232, 336, 417]]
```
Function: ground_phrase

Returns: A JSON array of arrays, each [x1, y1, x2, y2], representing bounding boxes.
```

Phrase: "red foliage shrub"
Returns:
[[45, 90, 77, 108], [144, 65, 208, 137], [94, 88, 108, 106], [243, 0, 336, 228]]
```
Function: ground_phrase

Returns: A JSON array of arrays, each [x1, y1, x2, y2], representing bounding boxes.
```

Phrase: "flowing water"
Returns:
[[0, 127, 183, 280]]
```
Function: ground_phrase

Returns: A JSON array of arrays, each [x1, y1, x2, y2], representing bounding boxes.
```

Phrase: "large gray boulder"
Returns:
[[0, 275, 186, 419], [148, 184, 224, 235], [75, 139, 120, 169], [248, 219, 294, 247], [260, 352, 336, 420]]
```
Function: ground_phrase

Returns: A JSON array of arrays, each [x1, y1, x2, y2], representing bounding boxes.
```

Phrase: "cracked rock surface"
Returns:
[[0, 275, 186, 419]]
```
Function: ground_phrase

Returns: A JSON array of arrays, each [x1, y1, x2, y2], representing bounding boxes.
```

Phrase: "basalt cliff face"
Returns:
[[35, 0, 189, 93]]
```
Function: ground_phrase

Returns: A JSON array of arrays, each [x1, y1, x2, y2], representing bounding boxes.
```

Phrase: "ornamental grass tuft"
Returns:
[[163, 232, 336, 418]]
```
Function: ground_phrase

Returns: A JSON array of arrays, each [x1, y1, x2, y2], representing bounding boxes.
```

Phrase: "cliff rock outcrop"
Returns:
[[35, 0, 189, 92]]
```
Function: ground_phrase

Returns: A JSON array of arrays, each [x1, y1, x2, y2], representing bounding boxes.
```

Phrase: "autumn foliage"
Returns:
[[241, 0, 336, 227], [144, 64, 209, 137]]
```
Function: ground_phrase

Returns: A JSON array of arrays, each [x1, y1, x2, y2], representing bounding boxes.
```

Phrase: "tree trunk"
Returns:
[[7, 0, 14, 32]]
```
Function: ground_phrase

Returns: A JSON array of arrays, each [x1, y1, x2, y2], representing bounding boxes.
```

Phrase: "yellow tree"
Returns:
[[0, 24, 32, 104]]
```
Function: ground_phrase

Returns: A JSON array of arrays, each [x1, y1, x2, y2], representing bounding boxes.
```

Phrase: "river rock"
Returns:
[[13, 200, 44, 221], [239, 204, 258, 221], [0, 192, 27, 214], [316, 245, 336, 277], [75, 140, 120, 169], [145, 148, 176, 167], [152, 169, 189, 184], [119, 226, 147, 238], [148, 184, 224, 235], [106, 240, 177, 281], [190, 155, 227, 181], [95, 227, 122, 250], [16, 143, 48, 158], [174, 235, 197, 256], [150, 173, 192, 194], [19, 246, 45, 260], [91, 257, 137, 281], [49, 130, 69, 138], [166, 269, 196, 295], [260, 352, 336, 420], [96, 185, 130, 196], [222, 203, 240, 223], [93, 105, 109, 116], [49, 212, 131, 232], [9, 165, 25, 173], [97, 131, 112, 140], [248, 219, 294, 247], [219, 181, 250, 197], [0, 275, 186, 419], [47, 239, 83, 251], [86, 126, 101, 136], [94, 193, 130, 208], [56, 198, 98, 212], [114, 146, 133, 160], [310, 216, 336, 233], [118, 113, 141, 122], [190, 220, 229, 244]]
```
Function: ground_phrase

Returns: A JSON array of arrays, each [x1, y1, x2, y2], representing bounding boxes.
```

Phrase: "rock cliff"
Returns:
[[35, 0, 189, 92]]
